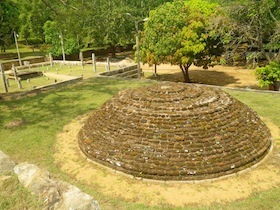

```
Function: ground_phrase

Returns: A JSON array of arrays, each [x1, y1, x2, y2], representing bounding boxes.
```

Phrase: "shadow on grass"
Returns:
[[0, 51, 45, 60], [0, 77, 149, 129], [147, 69, 239, 86]]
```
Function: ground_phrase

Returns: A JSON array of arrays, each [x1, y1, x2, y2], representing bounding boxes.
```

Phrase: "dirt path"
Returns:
[[43, 72, 78, 81], [142, 64, 261, 89], [53, 114, 280, 208]]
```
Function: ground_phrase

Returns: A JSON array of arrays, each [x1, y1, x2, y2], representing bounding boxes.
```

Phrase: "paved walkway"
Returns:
[[43, 72, 78, 81]]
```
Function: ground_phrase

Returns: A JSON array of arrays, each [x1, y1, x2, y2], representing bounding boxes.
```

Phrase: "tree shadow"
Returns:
[[147, 69, 240, 86], [0, 77, 151, 130], [190, 70, 240, 86]]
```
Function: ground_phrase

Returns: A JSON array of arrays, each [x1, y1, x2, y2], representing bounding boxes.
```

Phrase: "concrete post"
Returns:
[[107, 57, 110, 71], [79, 51, 84, 69], [49, 53, 53, 67], [92, 53, 97, 72], [14, 31, 22, 66], [12, 64, 22, 89], [59, 32, 66, 63], [0, 63, 8, 93]]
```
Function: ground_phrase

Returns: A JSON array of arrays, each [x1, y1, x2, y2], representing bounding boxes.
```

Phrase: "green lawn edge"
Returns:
[[0, 77, 279, 209]]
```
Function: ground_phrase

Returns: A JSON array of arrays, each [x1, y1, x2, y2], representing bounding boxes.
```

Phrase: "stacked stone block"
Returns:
[[78, 82, 271, 181]]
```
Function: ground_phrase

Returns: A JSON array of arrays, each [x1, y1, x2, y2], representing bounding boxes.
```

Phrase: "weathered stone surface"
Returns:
[[0, 150, 16, 174], [55, 185, 101, 210], [78, 82, 272, 181], [14, 162, 101, 210], [14, 162, 61, 208]]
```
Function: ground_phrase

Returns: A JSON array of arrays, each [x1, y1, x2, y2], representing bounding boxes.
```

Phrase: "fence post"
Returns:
[[92, 53, 97, 72], [79, 51, 84, 69], [49, 53, 53, 67], [0, 63, 8, 93], [107, 57, 110, 71], [12, 64, 22, 89]]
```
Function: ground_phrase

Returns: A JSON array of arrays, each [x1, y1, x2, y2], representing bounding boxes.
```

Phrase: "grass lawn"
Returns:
[[36, 63, 118, 79], [0, 44, 46, 63], [0, 77, 279, 209], [0, 175, 43, 210], [0, 64, 118, 93]]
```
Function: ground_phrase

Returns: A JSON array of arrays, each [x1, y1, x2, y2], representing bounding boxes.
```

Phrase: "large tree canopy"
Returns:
[[14, 0, 51, 51], [0, 0, 19, 52], [21, 0, 173, 57], [140, 0, 223, 82], [88, 0, 173, 57], [220, 0, 280, 64]]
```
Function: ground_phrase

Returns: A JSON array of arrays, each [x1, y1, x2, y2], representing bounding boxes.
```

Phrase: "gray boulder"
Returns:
[[14, 162, 101, 210], [0, 150, 16, 174], [14, 162, 61, 208], [54, 184, 101, 210]]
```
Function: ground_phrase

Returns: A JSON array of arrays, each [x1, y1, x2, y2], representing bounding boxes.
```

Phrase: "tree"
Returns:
[[9, 0, 172, 57], [15, 0, 51, 52], [87, 0, 173, 57], [43, 20, 80, 56], [140, 0, 223, 82], [0, 0, 19, 52], [220, 0, 280, 65]]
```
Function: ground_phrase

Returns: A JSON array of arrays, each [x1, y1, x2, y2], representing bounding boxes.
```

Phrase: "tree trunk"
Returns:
[[256, 3, 271, 63], [0, 63, 8, 93], [110, 46, 116, 58], [179, 64, 191, 83]]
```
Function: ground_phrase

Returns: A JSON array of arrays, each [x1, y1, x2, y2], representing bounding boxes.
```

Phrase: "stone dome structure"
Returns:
[[78, 83, 271, 181]]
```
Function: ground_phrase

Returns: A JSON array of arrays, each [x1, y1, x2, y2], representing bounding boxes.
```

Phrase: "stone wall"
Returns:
[[99, 65, 139, 79], [0, 76, 83, 101], [78, 82, 272, 181], [2, 56, 46, 70], [0, 150, 101, 210]]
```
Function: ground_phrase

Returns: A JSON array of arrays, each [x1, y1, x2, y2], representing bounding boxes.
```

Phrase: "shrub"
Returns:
[[255, 62, 280, 90]]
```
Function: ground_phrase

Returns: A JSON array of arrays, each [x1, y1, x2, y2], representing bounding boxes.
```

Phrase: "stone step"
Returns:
[[124, 72, 139, 78], [115, 69, 138, 78], [99, 65, 138, 77]]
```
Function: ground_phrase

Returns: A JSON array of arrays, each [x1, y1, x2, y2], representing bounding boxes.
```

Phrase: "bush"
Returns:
[[255, 62, 280, 90]]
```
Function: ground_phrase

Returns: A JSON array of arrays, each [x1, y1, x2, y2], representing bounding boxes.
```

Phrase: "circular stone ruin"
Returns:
[[78, 83, 272, 181]]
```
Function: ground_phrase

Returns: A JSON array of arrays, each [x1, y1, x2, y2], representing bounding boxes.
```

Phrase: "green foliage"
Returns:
[[88, 0, 132, 56], [0, 175, 43, 209], [43, 21, 61, 56], [16, 0, 50, 45], [86, 0, 172, 57], [2, 0, 278, 63], [141, 0, 223, 82], [8, 0, 172, 57], [0, 0, 19, 51], [220, 0, 280, 64], [255, 61, 280, 87], [0, 78, 280, 209], [43, 21, 80, 56]]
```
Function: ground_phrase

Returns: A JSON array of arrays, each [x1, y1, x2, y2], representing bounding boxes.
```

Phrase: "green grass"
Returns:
[[212, 187, 280, 210], [0, 78, 279, 209], [0, 64, 118, 93], [0, 76, 63, 93], [36, 63, 118, 79], [0, 56, 45, 63], [226, 90, 280, 127], [0, 175, 43, 210], [0, 77, 147, 164], [0, 44, 46, 62]]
